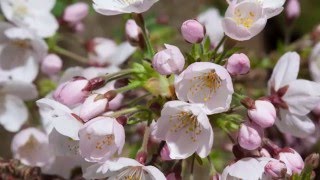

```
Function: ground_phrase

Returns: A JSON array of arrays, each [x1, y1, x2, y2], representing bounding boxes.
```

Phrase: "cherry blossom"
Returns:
[[268, 52, 320, 137], [79, 117, 125, 162], [0, 0, 58, 37], [11, 128, 54, 167], [154, 101, 213, 159], [222, 0, 268, 41], [175, 62, 234, 115], [152, 44, 185, 75], [309, 42, 320, 82]]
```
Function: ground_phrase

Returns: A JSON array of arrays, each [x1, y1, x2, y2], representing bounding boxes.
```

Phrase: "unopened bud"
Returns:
[[285, 0, 300, 22], [238, 122, 263, 150], [79, 94, 108, 122], [125, 19, 143, 47], [264, 160, 287, 179], [248, 100, 276, 128], [41, 54, 63, 75], [181, 19, 205, 44], [277, 148, 304, 175], [305, 153, 319, 169], [226, 53, 250, 76], [53, 77, 90, 107], [136, 151, 148, 165]]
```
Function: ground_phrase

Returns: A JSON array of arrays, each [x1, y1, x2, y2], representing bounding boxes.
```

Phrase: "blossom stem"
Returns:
[[212, 35, 227, 60], [52, 46, 88, 64], [101, 69, 136, 82], [133, 13, 155, 59], [109, 107, 141, 118], [114, 82, 142, 93], [141, 126, 151, 152]]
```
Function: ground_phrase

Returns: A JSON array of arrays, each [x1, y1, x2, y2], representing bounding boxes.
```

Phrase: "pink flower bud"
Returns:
[[277, 148, 304, 175], [248, 100, 276, 128], [238, 122, 263, 150], [63, 2, 89, 23], [53, 77, 90, 107], [160, 144, 172, 161], [286, 0, 300, 20], [74, 22, 85, 33], [226, 53, 250, 76], [125, 19, 142, 46], [136, 151, 148, 165], [152, 44, 185, 75], [181, 19, 205, 43], [41, 54, 63, 75], [79, 94, 108, 122], [264, 160, 287, 179]]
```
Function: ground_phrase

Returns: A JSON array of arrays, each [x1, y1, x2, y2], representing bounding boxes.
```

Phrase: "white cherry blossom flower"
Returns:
[[227, 0, 285, 18], [0, 0, 58, 37], [175, 62, 234, 115], [83, 157, 166, 179], [79, 116, 125, 162], [0, 23, 45, 82], [154, 101, 214, 159], [11, 128, 54, 167], [222, 0, 268, 41], [92, 0, 159, 16], [268, 52, 320, 137]]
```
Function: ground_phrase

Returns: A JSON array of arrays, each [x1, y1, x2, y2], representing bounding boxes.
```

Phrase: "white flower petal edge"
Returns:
[[268, 52, 300, 92], [83, 157, 166, 180], [93, 0, 159, 16]]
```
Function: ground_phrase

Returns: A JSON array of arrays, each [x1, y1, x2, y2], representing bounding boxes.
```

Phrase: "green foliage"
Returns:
[[37, 79, 57, 97]]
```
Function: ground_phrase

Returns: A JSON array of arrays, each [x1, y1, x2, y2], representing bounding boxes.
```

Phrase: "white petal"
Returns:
[[48, 128, 80, 156], [0, 95, 27, 132], [276, 110, 316, 138], [36, 98, 82, 140], [283, 80, 320, 115], [143, 166, 166, 180], [108, 42, 136, 66], [268, 52, 300, 91], [0, 81, 38, 100]]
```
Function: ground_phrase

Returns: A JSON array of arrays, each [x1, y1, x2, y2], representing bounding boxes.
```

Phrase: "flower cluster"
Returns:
[[0, 0, 320, 179]]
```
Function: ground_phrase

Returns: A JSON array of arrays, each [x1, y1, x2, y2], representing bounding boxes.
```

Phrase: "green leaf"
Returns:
[[37, 79, 57, 97]]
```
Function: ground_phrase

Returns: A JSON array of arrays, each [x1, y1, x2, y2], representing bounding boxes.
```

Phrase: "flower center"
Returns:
[[118, 0, 144, 5], [234, 9, 255, 28], [12, 39, 31, 48], [13, 3, 29, 17], [169, 111, 202, 142], [189, 70, 222, 102], [86, 133, 115, 150], [116, 166, 146, 180]]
